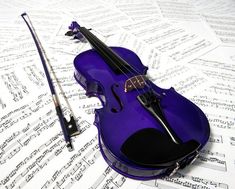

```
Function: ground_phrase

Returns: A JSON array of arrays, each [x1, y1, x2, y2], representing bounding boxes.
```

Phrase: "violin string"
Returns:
[[78, 28, 153, 98], [86, 27, 154, 92], [81, 27, 143, 77], [68, 17, 143, 86], [78, 28, 153, 108], [80, 29, 148, 99], [79, 29, 184, 144]]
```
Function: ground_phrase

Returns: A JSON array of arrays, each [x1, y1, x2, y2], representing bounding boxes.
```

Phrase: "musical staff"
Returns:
[[0, 0, 235, 189]]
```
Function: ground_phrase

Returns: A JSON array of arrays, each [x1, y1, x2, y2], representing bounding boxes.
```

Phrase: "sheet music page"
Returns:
[[104, 31, 170, 70], [69, 4, 132, 36], [155, 0, 202, 22], [114, 3, 162, 21], [192, 0, 235, 16], [202, 14, 235, 46], [121, 17, 220, 65], [100, 0, 155, 4], [0, 11, 22, 50], [0, 93, 140, 189], [0, 63, 47, 110], [44, 1, 133, 36], [137, 46, 235, 189], [0, 1, 235, 189], [0, 8, 140, 189]]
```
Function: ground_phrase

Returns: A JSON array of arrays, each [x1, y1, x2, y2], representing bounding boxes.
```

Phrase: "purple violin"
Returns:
[[66, 22, 210, 180]]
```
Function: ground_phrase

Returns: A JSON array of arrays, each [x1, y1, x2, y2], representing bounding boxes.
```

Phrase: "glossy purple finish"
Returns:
[[74, 47, 210, 180]]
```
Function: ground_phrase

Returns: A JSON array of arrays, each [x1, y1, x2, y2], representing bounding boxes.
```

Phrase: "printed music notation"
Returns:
[[1, 1, 235, 189], [23, 64, 45, 87], [89, 166, 127, 189], [138, 172, 229, 189], [0, 97, 6, 109], [0, 92, 139, 189], [121, 17, 220, 64], [229, 137, 235, 146], [149, 65, 209, 96], [203, 14, 235, 45], [194, 149, 227, 172], [190, 95, 235, 114], [207, 113, 235, 130], [205, 83, 235, 97], [1, 71, 29, 102], [115, 3, 161, 21], [156, 1, 201, 22], [209, 134, 223, 144]]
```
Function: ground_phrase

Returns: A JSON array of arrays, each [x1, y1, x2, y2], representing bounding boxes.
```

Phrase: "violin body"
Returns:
[[68, 22, 210, 180]]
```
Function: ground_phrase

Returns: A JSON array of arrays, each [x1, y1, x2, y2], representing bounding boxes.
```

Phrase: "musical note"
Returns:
[[0, 1, 235, 189], [209, 134, 223, 144], [0, 97, 6, 110], [229, 137, 235, 146]]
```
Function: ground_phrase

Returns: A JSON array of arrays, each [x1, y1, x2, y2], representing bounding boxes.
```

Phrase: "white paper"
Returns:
[[202, 14, 235, 45], [121, 17, 220, 64], [0, 1, 235, 189]]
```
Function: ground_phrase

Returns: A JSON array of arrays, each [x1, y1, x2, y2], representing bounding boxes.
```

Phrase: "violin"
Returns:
[[66, 22, 210, 180]]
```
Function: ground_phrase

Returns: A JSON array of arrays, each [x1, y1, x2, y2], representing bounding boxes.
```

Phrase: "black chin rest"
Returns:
[[121, 128, 200, 167]]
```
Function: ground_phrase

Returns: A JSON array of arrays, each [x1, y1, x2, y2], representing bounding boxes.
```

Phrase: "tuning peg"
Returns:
[[73, 32, 84, 40], [65, 30, 75, 36], [69, 21, 80, 30]]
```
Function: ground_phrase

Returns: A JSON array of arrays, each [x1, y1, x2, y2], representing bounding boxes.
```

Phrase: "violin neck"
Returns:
[[79, 27, 134, 75]]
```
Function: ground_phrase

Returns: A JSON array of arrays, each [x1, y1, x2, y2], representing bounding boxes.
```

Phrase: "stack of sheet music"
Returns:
[[0, 0, 234, 188]]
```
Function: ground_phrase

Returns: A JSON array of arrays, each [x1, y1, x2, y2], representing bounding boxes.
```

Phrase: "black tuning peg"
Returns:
[[65, 30, 75, 36]]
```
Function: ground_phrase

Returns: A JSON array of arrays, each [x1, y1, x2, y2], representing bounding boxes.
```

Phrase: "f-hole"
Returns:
[[111, 84, 123, 113]]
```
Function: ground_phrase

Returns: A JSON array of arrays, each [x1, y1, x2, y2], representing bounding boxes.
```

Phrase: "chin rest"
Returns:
[[121, 128, 200, 167]]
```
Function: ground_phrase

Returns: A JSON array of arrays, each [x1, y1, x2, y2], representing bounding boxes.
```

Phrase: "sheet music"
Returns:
[[114, 3, 162, 21], [136, 40, 235, 189], [155, 0, 202, 22], [121, 17, 220, 65], [0, 62, 47, 110], [62, 3, 133, 36], [0, 1, 235, 189], [105, 31, 170, 70], [0, 92, 140, 189], [148, 64, 212, 97], [0, 17, 20, 50], [192, 0, 235, 15], [138, 172, 229, 189], [202, 14, 235, 46]]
